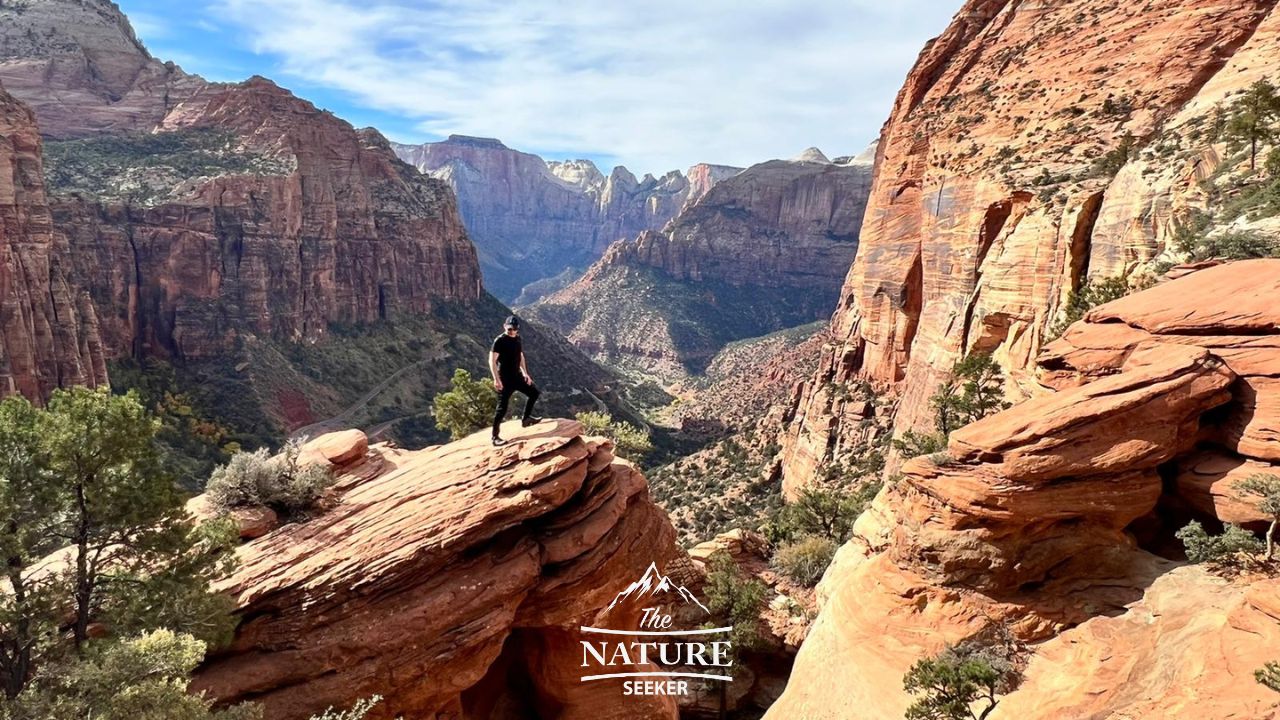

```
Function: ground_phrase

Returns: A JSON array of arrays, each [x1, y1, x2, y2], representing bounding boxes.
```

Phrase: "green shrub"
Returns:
[[1176, 521, 1264, 564], [903, 630, 1023, 720], [931, 353, 1010, 435], [575, 411, 653, 462], [431, 369, 497, 440], [9, 630, 261, 720], [771, 535, 838, 587], [1048, 275, 1133, 340], [1257, 661, 1280, 693], [1236, 473, 1280, 559], [207, 439, 333, 518], [764, 484, 868, 545], [1177, 228, 1279, 261], [894, 430, 949, 459], [703, 552, 767, 655]]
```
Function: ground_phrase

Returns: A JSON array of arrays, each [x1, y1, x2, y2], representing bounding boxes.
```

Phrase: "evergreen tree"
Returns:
[[0, 397, 65, 698], [432, 369, 497, 440], [1237, 473, 1280, 560], [1224, 79, 1280, 171]]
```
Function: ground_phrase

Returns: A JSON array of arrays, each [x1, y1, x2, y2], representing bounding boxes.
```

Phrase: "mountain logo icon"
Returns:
[[607, 561, 710, 615]]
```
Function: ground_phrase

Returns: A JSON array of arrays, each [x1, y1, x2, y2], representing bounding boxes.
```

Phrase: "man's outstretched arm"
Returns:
[[490, 351, 502, 391]]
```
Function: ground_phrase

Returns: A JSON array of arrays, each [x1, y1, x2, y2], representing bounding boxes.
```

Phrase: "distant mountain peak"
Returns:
[[792, 147, 831, 164], [607, 561, 710, 614]]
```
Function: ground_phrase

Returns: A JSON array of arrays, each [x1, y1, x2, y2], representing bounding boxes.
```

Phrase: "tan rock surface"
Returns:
[[0, 0, 204, 138], [193, 419, 679, 720], [768, 271, 1280, 719]]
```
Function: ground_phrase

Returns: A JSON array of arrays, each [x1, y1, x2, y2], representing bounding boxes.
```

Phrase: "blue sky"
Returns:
[[118, 0, 960, 174]]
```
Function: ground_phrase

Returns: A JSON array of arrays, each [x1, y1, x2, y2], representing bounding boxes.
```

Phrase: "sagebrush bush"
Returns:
[[207, 439, 333, 517], [772, 535, 838, 587]]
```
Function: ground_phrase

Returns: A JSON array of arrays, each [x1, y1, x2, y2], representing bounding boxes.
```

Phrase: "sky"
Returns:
[[117, 0, 961, 175]]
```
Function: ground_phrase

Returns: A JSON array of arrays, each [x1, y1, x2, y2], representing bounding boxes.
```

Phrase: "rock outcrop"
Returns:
[[393, 135, 740, 301], [766, 261, 1280, 719], [0, 85, 106, 400], [780, 0, 1280, 489], [528, 155, 873, 380], [194, 419, 680, 720], [0, 0, 204, 138]]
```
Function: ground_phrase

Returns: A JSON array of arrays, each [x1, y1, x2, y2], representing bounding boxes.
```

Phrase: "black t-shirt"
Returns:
[[491, 334, 523, 378]]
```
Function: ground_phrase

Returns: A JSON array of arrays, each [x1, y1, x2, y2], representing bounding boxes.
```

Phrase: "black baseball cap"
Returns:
[[504, 315, 520, 329]]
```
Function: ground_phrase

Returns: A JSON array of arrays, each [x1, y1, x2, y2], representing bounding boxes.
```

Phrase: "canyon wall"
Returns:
[[394, 135, 740, 301], [0, 86, 106, 400], [781, 0, 1280, 488], [528, 155, 873, 380], [48, 77, 482, 361]]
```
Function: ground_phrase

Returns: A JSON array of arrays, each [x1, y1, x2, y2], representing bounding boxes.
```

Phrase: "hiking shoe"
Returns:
[[492, 436, 507, 447], [521, 416, 544, 427]]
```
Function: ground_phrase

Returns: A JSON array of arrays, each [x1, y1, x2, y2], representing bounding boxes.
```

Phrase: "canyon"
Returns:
[[0, 0, 619, 447], [528, 151, 873, 381], [394, 135, 741, 301]]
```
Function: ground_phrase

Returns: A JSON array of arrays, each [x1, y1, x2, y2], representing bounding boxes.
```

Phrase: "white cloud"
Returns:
[[213, 0, 959, 173]]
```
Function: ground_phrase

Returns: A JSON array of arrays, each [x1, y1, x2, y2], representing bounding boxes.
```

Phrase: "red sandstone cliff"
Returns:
[[394, 135, 740, 301], [781, 0, 1280, 488], [0, 0, 485, 413], [49, 77, 481, 361], [0, 86, 106, 400]]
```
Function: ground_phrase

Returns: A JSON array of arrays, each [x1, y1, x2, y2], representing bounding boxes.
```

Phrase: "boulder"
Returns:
[[301, 429, 369, 467]]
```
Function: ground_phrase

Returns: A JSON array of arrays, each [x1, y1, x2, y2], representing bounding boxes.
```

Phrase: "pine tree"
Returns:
[[1224, 79, 1280, 171], [432, 369, 497, 440]]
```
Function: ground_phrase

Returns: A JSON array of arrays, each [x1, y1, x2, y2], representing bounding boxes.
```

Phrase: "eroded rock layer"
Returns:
[[767, 261, 1280, 719], [194, 419, 679, 720], [781, 0, 1280, 489]]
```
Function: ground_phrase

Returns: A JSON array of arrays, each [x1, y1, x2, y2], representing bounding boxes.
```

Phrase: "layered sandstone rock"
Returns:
[[780, 0, 1280, 489], [194, 419, 679, 720], [0, 86, 106, 400], [767, 261, 1280, 719], [529, 156, 873, 379], [393, 135, 740, 300], [0, 0, 204, 138]]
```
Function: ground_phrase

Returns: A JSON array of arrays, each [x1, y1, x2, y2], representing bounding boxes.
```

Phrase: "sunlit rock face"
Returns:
[[768, 261, 1280, 720], [779, 0, 1280, 490]]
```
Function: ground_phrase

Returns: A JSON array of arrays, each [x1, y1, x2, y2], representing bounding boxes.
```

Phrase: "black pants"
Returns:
[[492, 375, 540, 436]]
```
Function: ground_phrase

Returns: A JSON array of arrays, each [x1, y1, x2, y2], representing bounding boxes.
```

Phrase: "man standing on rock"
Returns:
[[491, 315, 542, 446]]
